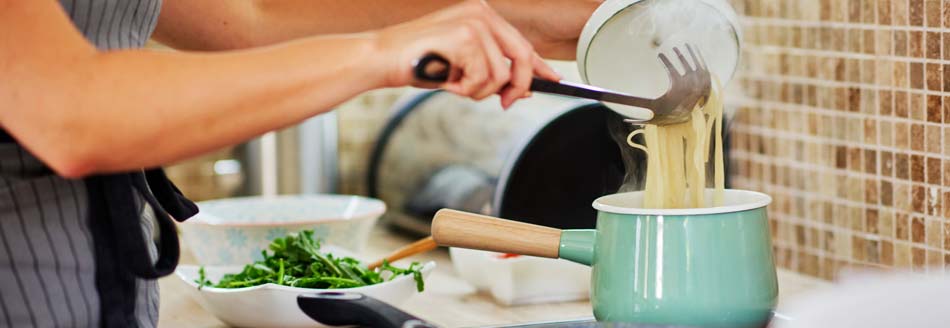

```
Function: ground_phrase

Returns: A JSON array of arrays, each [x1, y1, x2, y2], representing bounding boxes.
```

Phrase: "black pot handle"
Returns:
[[297, 292, 437, 328]]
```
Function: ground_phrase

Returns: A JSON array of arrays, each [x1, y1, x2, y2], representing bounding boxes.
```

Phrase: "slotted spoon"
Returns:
[[413, 43, 711, 125]]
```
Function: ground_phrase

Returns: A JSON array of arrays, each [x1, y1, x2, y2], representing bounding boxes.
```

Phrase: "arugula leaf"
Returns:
[[199, 230, 425, 292]]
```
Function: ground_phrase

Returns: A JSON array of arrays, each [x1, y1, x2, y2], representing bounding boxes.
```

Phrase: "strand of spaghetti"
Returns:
[[625, 129, 649, 153]]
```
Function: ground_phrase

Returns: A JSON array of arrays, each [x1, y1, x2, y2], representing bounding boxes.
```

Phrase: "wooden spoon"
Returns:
[[366, 236, 438, 270]]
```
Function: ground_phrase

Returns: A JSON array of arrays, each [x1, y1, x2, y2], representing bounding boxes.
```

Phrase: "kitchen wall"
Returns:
[[729, 0, 949, 279]]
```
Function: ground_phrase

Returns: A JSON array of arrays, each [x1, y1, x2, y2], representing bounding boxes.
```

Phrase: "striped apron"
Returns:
[[0, 1, 198, 327]]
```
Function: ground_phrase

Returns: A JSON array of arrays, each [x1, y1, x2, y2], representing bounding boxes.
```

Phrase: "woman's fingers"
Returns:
[[474, 5, 549, 108], [468, 19, 510, 100], [532, 53, 562, 82], [383, 0, 563, 106], [441, 24, 491, 97]]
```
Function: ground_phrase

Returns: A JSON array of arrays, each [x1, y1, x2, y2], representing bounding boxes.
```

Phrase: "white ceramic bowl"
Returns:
[[449, 248, 590, 305], [176, 257, 436, 328], [179, 194, 385, 266]]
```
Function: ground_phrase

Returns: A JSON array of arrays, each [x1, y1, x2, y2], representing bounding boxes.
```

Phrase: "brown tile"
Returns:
[[911, 31, 924, 57], [912, 216, 926, 243], [864, 30, 876, 54], [848, 87, 861, 112], [878, 0, 893, 23], [945, 65, 950, 91], [911, 154, 925, 182], [868, 239, 881, 264], [912, 247, 927, 271], [928, 95, 944, 122], [945, 160, 950, 186], [945, 0, 950, 27], [866, 179, 880, 204], [835, 145, 848, 169], [848, 147, 863, 172], [896, 153, 910, 180], [895, 91, 909, 117], [927, 64, 943, 90], [926, 0, 942, 27], [927, 157, 942, 185], [927, 32, 942, 59], [895, 31, 909, 56], [849, 0, 862, 22], [865, 148, 878, 173], [881, 180, 894, 206], [911, 124, 924, 152], [910, 0, 925, 25], [912, 185, 926, 213], [853, 236, 867, 261], [946, 100, 950, 123], [866, 209, 880, 234], [897, 213, 910, 240], [945, 222, 950, 251], [879, 90, 894, 115], [911, 63, 924, 89], [945, 34, 950, 60], [859, 0, 874, 23], [945, 191, 950, 218], [926, 125, 941, 153], [881, 240, 895, 266]]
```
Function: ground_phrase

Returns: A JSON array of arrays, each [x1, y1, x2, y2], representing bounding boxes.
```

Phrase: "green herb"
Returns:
[[194, 230, 425, 292]]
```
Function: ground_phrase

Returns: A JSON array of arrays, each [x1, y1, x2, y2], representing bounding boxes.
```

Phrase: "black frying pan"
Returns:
[[297, 292, 705, 328]]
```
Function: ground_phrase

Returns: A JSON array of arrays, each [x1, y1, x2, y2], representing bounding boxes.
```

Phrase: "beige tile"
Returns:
[[895, 242, 912, 268], [927, 218, 943, 249]]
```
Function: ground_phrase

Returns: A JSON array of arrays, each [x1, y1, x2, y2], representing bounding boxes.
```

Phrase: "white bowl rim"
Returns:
[[576, 0, 743, 90], [593, 189, 772, 216], [182, 194, 386, 227], [176, 261, 436, 294]]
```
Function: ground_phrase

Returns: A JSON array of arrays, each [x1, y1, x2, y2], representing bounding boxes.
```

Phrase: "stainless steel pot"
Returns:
[[366, 91, 657, 234]]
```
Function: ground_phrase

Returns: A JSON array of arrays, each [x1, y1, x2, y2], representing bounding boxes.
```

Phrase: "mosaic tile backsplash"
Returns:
[[729, 0, 949, 279]]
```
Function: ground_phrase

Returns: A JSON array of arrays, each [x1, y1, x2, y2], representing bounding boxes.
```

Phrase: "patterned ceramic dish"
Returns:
[[175, 245, 435, 328], [179, 194, 385, 266]]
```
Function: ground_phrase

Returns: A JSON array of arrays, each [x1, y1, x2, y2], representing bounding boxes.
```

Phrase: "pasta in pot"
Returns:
[[627, 77, 725, 209]]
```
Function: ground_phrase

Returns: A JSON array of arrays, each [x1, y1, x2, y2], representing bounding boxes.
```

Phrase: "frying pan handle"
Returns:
[[431, 209, 562, 258], [297, 292, 437, 328], [413, 53, 451, 83]]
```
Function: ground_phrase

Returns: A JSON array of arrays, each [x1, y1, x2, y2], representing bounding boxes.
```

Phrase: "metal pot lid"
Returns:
[[576, 0, 742, 121]]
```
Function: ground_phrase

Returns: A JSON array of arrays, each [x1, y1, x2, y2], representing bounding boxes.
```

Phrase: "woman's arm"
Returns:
[[152, 0, 600, 59], [0, 0, 557, 178]]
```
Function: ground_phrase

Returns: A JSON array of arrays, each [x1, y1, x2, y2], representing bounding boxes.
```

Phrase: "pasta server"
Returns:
[[412, 44, 710, 125]]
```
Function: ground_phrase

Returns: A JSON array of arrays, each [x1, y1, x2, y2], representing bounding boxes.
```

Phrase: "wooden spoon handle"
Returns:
[[431, 209, 562, 258], [367, 236, 438, 270]]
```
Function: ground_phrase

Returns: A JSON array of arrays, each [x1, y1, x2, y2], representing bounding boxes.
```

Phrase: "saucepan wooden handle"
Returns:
[[431, 209, 562, 258]]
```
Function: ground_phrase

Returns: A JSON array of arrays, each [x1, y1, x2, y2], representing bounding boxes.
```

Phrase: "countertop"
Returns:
[[158, 226, 829, 328]]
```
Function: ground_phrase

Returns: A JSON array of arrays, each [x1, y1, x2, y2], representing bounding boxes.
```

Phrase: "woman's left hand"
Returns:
[[489, 0, 602, 60]]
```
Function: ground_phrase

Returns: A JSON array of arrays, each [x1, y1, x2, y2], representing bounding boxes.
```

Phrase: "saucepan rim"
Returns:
[[593, 189, 772, 216]]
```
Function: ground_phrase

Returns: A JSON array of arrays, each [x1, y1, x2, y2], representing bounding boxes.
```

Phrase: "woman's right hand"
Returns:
[[374, 0, 561, 108]]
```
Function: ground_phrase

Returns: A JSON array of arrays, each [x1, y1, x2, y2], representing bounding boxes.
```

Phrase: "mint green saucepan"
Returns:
[[432, 189, 777, 327]]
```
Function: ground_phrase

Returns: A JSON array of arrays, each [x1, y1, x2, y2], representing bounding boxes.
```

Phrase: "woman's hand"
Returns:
[[374, 0, 561, 108], [490, 0, 602, 60]]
